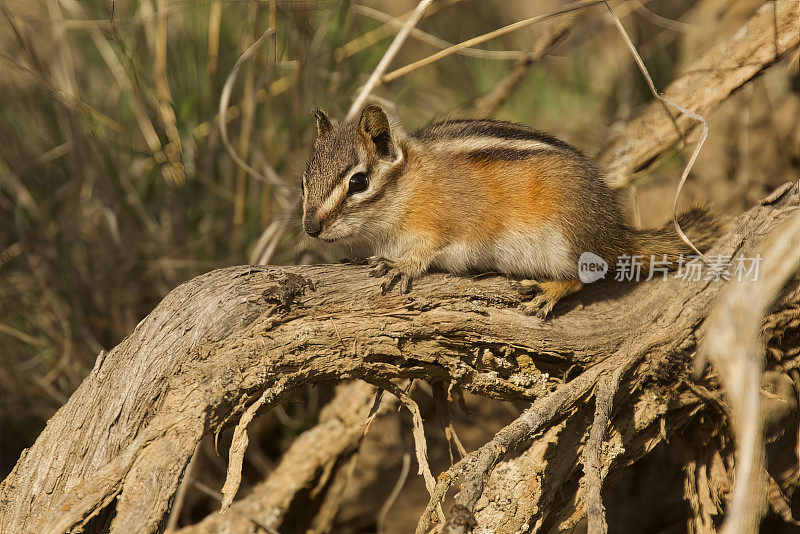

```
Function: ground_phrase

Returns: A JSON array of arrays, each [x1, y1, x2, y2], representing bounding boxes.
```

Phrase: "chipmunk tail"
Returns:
[[632, 205, 722, 262]]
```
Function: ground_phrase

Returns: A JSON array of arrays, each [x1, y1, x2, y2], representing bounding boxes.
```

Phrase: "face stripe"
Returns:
[[356, 159, 403, 207], [318, 180, 348, 216], [315, 162, 375, 228]]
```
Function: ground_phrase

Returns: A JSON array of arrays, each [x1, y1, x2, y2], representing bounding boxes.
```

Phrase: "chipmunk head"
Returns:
[[301, 105, 405, 243]]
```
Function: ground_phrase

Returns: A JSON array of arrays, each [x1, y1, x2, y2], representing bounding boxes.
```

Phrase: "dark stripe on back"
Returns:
[[464, 147, 549, 162], [412, 119, 579, 154]]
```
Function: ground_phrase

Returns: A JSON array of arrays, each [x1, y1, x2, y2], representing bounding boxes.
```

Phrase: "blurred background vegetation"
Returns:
[[1, 0, 798, 531]]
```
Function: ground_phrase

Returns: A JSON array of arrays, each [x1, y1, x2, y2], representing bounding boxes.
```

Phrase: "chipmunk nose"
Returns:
[[304, 209, 323, 237]]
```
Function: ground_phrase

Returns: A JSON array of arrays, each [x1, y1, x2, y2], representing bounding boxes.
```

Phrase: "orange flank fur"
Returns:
[[399, 151, 566, 245]]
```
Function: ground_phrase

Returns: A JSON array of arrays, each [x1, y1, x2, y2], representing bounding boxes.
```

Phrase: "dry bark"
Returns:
[[463, 204, 800, 534], [0, 177, 796, 533], [700, 210, 800, 534], [1, 4, 799, 530], [0, 258, 551, 533]]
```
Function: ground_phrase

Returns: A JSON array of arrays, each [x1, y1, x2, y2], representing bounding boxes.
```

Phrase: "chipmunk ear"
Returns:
[[311, 107, 332, 138], [359, 105, 396, 159]]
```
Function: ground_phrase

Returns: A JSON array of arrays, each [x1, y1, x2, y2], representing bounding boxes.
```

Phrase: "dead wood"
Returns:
[[473, 15, 576, 117], [581, 370, 622, 534], [463, 207, 800, 534], [416, 180, 800, 534], [1, 1, 799, 533], [0, 175, 796, 533], [597, 0, 800, 187], [173, 381, 382, 534], [0, 256, 559, 533], [433, 381, 468, 465], [1, 6, 799, 528], [700, 211, 800, 534]]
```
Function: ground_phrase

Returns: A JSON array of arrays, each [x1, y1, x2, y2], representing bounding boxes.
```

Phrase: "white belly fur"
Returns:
[[432, 225, 576, 279]]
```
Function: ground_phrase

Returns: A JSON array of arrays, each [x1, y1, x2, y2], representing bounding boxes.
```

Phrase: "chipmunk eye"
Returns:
[[300, 180, 305, 195], [348, 173, 369, 195]]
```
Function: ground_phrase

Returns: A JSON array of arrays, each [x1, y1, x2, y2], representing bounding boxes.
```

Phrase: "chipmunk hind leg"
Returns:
[[519, 278, 583, 319]]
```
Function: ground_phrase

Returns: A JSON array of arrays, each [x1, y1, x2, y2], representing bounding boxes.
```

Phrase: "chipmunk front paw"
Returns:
[[367, 256, 413, 294]]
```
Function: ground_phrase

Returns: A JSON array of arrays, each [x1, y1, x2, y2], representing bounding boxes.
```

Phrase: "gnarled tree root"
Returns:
[[0, 182, 798, 534]]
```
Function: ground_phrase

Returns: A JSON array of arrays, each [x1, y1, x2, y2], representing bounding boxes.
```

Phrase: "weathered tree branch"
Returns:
[[1, 176, 797, 533], [462, 199, 800, 534], [598, 0, 800, 187], [174, 380, 383, 534], [582, 369, 622, 534], [3, 10, 800, 525], [416, 180, 800, 533], [701, 210, 800, 534], [1, 2, 798, 533]]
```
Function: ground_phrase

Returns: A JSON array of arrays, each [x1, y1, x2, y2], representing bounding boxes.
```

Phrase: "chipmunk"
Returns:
[[300, 105, 719, 318]]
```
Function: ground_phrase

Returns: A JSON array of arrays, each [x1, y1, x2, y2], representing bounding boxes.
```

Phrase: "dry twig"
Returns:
[[378, 451, 412, 534], [473, 16, 576, 117], [351, 4, 533, 60], [346, 0, 436, 121], [582, 370, 623, 534], [380, 0, 606, 85], [433, 381, 467, 465], [366, 378, 446, 524], [605, 1, 710, 261], [598, 0, 800, 186], [218, 27, 287, 188], [176, 382, 382, 533]]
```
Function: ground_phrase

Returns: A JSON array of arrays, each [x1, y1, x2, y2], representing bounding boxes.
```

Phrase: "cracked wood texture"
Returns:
[[0, 181, 799, 533]]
